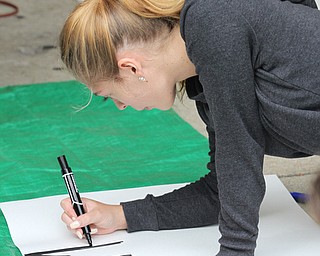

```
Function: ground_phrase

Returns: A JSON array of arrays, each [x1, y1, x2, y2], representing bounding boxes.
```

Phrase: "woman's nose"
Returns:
[[113, 99, 127, 110]]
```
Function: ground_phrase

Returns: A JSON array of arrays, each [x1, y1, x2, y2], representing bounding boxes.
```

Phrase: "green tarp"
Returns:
[[0, 81, 209, 256]]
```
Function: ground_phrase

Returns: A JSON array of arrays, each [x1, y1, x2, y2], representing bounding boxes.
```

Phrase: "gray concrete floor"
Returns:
[[1, 0, 320, 217]]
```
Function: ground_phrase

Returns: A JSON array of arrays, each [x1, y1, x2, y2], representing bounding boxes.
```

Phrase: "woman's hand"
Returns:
[[60, 197, 128, 239]]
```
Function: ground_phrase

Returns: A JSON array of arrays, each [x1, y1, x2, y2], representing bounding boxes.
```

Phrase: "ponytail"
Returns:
[[122, 0, 184, 19]]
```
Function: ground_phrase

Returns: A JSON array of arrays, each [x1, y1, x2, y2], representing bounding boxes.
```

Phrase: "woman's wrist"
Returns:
[[116, 205, 128, 230]]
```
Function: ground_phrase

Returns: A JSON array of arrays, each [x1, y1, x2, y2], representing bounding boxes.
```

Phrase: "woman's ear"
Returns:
[[118, 58, 143, 77]]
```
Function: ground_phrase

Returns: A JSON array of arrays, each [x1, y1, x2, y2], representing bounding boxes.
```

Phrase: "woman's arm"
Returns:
[[121, 136, 221, 232]]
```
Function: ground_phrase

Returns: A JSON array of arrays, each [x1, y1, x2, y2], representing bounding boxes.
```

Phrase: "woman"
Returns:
[[59, 0, 320, 255]]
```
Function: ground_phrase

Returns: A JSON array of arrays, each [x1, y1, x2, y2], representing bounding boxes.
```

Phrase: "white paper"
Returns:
[[1, 175, 320, 256]]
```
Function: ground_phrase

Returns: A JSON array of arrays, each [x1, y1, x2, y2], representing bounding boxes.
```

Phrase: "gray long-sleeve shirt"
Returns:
[[122, 0, 320, 255]]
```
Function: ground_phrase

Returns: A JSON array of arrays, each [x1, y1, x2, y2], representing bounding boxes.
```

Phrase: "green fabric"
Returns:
[[0, 81, 209, 256]]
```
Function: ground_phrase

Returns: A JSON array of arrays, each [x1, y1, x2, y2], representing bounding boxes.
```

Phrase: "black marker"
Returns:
[[57, 155, 92, 247]]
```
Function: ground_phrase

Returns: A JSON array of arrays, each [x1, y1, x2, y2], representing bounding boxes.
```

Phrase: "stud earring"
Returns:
[[138, 76, 146, 82]]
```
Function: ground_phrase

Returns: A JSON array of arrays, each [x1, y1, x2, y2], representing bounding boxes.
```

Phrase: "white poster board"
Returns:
[[1, 175, 320, 256]]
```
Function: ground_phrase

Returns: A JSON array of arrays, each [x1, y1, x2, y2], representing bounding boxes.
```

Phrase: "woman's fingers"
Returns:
[[60, 197, 128, 240], [60, 198, 77, 218]]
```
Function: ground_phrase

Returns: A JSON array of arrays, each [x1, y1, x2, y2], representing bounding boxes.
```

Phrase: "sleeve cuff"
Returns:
[[121, 194, 159, 232]]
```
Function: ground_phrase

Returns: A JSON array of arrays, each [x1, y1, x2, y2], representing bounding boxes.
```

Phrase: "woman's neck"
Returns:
[[163, 26, 197, 82]]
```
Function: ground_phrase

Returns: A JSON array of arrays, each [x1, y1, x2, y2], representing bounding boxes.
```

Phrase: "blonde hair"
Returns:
[[59, 0, 184, 86]]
